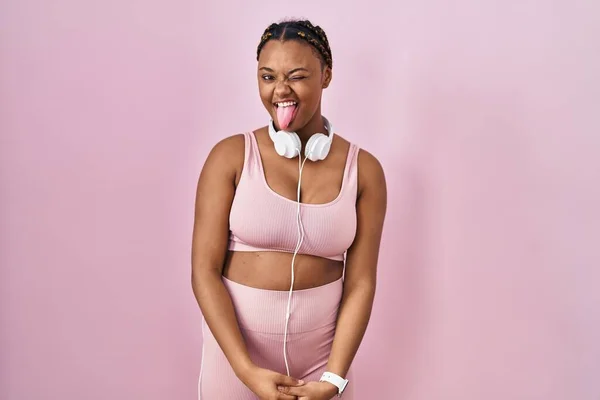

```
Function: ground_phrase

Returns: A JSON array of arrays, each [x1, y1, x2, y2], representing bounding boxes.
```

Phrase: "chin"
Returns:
[[288, 114, 309, 132]]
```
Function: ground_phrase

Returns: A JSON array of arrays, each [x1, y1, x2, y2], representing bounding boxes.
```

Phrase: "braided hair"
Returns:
[[256, 19, 333, 69]]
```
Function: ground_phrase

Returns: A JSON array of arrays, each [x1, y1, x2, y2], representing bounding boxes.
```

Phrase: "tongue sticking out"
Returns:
[[276, 105, 296, 130]]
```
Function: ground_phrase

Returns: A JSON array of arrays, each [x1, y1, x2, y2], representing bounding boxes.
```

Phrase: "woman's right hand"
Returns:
[[240, 364, 305, 400]]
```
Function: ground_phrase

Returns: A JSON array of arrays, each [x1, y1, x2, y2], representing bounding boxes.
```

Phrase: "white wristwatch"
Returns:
[[319, 371, 349, 397]]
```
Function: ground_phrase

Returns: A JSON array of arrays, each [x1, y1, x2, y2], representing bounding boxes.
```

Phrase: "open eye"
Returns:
[[262, 74, 275, 81]]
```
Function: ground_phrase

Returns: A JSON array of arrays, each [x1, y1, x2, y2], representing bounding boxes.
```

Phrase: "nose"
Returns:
[[274, 79, 292, 98]]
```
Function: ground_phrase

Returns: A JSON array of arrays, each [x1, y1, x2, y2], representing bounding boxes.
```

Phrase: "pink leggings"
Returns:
[[197, 276, 354, 399]]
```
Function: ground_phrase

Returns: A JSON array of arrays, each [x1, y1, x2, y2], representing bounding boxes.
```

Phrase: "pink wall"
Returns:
[[1, 1, 598, 399]]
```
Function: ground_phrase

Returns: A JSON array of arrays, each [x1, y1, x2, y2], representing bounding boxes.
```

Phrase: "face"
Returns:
[[257, 40, 332, 132]]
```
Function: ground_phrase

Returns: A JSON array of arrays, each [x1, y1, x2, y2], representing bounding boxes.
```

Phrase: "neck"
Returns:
[[295, 112, 327, 145]]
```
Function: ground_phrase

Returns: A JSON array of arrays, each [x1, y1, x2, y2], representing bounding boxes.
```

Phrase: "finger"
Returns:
[[275, 374, 304, 387], [276, 393, 298, 400], [277, 385, 306, 396]]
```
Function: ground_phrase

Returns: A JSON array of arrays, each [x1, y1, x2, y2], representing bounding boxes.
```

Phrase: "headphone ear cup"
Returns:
[[273, 131, 301, 158], [305, 133, 332, 161]]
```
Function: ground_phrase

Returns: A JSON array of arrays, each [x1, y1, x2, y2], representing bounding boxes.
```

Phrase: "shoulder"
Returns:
[[357, 147, 384, 177], [206, 133, 245, 162], [200, 133, 246, 181], [204, 133, 246, 166], [332, 133, 386, 198], [356, 146, 386, 199]]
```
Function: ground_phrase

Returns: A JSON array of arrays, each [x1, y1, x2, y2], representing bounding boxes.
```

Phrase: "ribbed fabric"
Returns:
[[224, 275, 342, 334], [228, 131, 359, 262], [197, 276, 354, 400]]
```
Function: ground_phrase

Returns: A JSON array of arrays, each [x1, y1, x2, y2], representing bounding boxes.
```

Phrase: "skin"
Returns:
[[191, 38, 387, 400], [258, 40, 332, 144]]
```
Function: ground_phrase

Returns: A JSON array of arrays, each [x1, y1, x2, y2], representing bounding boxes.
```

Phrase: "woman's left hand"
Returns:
[[277, 381, 338, 400]]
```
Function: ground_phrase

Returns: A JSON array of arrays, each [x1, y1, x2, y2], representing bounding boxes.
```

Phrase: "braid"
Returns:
[[295, 20, 330, 49], [294, 20, 332, 68], [256, 19, 333, 69], [295, 30, 333, 69], [256, 23, 277, 59]]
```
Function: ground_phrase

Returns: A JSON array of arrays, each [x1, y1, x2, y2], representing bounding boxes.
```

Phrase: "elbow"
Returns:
[[191, 263, 221, 293], [191, 267, 225, 313], [343, 278, 376, 299], [344, 270, 376, 291]]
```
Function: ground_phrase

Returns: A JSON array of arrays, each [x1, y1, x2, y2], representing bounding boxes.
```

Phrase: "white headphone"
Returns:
[[268, 116, 334, 377], [268, 116, 334, 161]]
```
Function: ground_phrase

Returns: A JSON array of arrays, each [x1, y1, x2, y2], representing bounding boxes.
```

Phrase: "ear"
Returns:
[[322, 67, 332, 89]]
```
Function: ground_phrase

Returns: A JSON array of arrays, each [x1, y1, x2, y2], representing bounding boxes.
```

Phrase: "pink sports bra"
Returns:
[[228, 131, 360, 262]]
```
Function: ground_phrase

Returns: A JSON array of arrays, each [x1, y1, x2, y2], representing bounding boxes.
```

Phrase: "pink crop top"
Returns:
[[228, 131, 359, 262]]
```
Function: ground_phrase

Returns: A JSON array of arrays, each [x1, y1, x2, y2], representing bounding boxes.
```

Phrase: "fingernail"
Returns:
[[298, 380, 304, 385], [277, 386, 283, 391]]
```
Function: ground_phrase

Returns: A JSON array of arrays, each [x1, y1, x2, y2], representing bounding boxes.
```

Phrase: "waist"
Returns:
[[222, 274, 343, 334], [229, 240, 345, 261], [223, 250, 344, 291]]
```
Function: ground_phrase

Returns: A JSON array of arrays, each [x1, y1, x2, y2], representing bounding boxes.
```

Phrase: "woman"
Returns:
[[192, 19, 387, 399]]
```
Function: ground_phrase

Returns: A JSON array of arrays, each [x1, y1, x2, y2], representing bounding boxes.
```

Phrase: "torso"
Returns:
[[222, 251, 344, 291], [222, 126, 357, 291]]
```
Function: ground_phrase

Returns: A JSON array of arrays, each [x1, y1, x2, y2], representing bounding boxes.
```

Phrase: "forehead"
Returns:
[[258, 40, 320, 69]]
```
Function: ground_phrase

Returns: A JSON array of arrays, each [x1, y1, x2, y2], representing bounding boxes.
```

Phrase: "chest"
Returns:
[[259, 149, 348, 205]]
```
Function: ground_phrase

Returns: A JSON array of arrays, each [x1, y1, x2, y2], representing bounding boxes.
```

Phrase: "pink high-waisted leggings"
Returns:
[[197, 275, 354, 399]]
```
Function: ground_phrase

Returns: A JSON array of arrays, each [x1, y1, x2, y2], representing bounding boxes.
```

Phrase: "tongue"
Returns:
[[276, 105, 296, 130]]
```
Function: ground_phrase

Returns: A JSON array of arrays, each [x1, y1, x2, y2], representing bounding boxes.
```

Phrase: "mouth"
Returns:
[[273, 100, 299, 131]]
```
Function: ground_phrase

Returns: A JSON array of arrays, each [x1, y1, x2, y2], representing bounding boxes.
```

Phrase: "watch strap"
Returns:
[[319, 371, 349, 396]]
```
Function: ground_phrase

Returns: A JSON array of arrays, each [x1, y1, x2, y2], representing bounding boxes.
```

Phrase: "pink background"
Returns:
[[1, 0, 599, 399]]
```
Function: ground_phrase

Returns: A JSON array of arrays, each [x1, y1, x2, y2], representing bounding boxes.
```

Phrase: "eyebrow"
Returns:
[[259, 67, 310, 74]]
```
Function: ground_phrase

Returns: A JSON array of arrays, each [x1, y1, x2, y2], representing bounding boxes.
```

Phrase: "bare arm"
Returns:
[[190, 134, 254, 377], [325, 149, 387, 378], [191, 135, 303, 399], [278, 149, 388, 399]]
